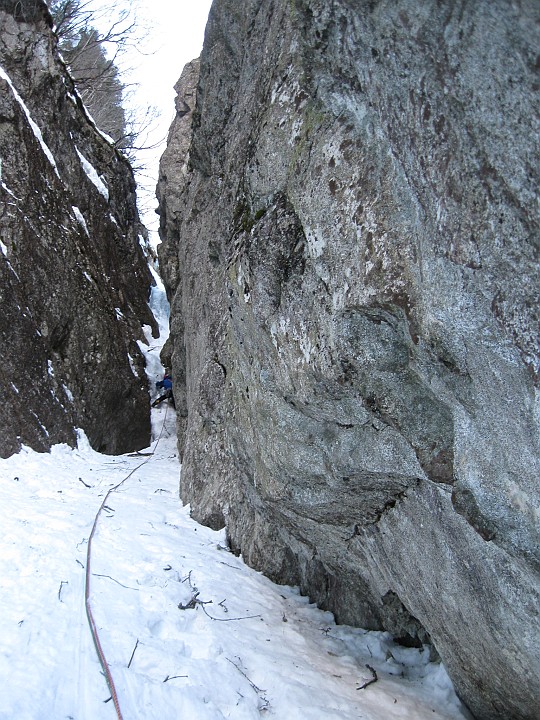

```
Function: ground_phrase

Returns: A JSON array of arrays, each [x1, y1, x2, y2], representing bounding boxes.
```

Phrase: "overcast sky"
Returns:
[[88, 0, 214, 236]]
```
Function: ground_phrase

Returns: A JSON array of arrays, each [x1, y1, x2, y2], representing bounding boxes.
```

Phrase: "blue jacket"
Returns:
[[156, 375, 172, 390]]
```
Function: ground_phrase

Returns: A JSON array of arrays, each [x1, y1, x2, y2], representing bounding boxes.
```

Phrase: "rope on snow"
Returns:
[[85, 403, 170, 719]]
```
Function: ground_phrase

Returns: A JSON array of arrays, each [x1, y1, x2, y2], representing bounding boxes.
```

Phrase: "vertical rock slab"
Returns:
[[158, 1, 540, 718], [0, 1, 157, 456]]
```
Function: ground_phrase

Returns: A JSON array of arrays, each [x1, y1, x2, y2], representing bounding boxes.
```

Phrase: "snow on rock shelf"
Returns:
[[0, 408, 469, 720]]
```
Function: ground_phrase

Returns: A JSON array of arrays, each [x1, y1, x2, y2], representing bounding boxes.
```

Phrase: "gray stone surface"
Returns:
[[157, 2, 540, 718], [0, 1, 156, 456]]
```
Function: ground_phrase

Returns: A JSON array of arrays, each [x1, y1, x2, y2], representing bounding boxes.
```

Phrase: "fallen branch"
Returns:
[[181, 570, 196, 588], [178, 592, 211, 610], [201, 603, 261, 623], [127, 639, 139, 669], [357, 664, 378, 690], [219, 561, 242, 571], [79, 477, 92, 488], [58, 580, 68, 602], [226, 658, 265, 694], [93, 574, 139, 590], [163, 674, 188, 683], [226, 658, 270, 710]]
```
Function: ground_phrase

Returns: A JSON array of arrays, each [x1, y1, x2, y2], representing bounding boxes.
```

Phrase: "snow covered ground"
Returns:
[[0, 412, 472, 720], [0, 278, 472, 720]]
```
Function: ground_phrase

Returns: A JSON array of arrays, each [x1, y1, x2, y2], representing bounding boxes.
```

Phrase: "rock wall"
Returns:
[[0, 0, 157, 456], [157, 1, 540, 718]]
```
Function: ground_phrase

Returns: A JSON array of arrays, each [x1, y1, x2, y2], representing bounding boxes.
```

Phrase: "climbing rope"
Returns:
[[84, 402, 170, 719]]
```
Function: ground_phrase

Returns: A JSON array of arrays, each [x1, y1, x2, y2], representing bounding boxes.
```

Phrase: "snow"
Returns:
[[0, 237, 7, 256], [138, 270, 171, 385], [0, 64, 61, 181], [72, 205, 90, 235], [75, 147, 110, 201], [127, 353, 138, 378], [138, 234, 148, 256], [0, 414, 471, 720]]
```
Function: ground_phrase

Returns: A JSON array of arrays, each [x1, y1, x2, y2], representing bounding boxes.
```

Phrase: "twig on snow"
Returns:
[[163, 674, 188, 682], [58, 580, 68, 601], [226, 657, 265, 694], [356, 664, 378, 690], [93, 573, 139, 590], [227, 657, 270, 710], [181, 570, 197, 590], [178, 592, 211, 610], [78, 477, 92, 488], [201, 603, 261, 623], [127, 639, 139, 668], [219, 561, 242, 571]]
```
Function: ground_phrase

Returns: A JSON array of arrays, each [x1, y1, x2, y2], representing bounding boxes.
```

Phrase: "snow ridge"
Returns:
[[75, 147, 109, 201], [0, 64, 61, 180]]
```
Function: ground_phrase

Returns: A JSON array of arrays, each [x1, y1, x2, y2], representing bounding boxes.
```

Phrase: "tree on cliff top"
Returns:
[[47, 0, 154, 160]]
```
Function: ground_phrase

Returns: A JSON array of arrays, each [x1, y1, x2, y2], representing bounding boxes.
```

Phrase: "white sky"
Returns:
[[88, 0, 214, 236]]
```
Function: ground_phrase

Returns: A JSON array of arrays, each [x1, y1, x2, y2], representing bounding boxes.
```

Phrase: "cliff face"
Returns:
[[0, 0, 157, 456], [157, 2, 540, 718]]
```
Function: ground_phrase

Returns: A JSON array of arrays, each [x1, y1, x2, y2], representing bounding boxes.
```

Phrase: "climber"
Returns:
[[152, 372, 174, 407]]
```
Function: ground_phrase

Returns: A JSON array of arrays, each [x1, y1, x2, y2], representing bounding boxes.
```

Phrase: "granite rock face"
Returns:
[[0, 0, 156, 456], [157, 2, 540, 718]]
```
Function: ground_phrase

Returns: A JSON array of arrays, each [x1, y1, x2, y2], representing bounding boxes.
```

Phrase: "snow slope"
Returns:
[[0, 402, 472, 719]]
